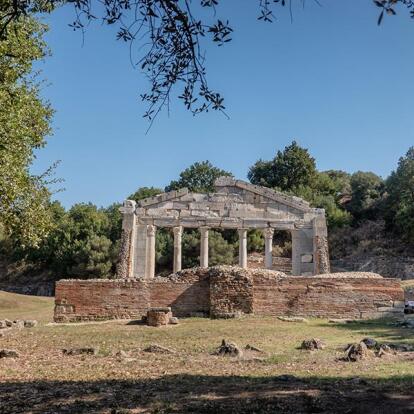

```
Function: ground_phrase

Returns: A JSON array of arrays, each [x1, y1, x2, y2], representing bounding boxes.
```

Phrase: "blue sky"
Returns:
[[32, 1, 414, 208]]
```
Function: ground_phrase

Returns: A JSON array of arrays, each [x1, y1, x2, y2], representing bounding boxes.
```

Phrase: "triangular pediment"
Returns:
[[130, 178, 317, 229]]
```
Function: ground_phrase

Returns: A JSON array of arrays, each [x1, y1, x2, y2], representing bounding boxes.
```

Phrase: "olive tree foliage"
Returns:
[[0, 14, 55, 248], [166, 160, 232, 193], [1, 1, 410, 125]]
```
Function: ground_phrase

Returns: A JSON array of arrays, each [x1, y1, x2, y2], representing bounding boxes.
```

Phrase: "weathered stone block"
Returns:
[[301, 254, 313, 263]]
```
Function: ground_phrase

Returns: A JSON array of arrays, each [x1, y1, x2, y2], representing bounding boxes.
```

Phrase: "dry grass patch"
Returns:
[[1, 292, 414, 413]]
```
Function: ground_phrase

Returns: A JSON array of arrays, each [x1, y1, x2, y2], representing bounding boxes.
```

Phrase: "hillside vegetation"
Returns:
[[1, 143, 413, 286]]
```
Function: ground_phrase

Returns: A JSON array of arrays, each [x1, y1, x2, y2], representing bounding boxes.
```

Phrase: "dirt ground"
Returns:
[[1, 291, 414, 413]]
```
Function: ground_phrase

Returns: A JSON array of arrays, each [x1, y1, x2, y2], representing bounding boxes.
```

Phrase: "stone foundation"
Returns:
[[54, 266, 404, 322]]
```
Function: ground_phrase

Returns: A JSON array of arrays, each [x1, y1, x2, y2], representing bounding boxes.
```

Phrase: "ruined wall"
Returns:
[[209, 267, 253, 318], [54, 268, 404, 322], [253, 274, 403, 319], [54, 269, 210, 322]]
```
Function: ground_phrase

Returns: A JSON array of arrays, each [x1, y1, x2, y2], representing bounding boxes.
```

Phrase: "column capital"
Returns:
[[119, 199, 136, 215], [147, 224, 156, 237], [200, 226, 209, 235], [263, 227, 274, 239], [173, 225, 183, 236]]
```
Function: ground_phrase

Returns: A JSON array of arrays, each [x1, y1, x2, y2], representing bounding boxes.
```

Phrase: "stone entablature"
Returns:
[[118, 177, 330, 278]]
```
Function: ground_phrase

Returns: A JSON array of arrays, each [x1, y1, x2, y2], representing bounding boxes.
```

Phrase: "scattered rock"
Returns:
[[5, 319, 12, 327], [24, 320, 38, 328], [345, 342, 371, 361], [361, 337, 377, 349], [12, 320, 24, 329], [278, 316, 308, 323], [62, 347, 99, 356], [0, 320, 7, 329], [147, 307, 172, 327], [143, 344, 176, 354], [0, 349, 19, 358], [300, 338, 325, 351], [115, 350, 129, 358], [169, 317, 179, 325], [214, 339, 243, 357], [245, 344, 264, 353], [377, 344, 395, 357]]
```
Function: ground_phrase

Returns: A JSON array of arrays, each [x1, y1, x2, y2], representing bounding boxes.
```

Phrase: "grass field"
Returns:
[[1, 290, 414, 413]]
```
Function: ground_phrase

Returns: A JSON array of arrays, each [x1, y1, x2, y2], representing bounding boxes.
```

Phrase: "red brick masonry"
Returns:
[[54, 267, 404, 322]]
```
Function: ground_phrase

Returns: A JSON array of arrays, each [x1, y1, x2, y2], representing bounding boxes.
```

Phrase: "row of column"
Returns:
[[144, 225, 276, 278]]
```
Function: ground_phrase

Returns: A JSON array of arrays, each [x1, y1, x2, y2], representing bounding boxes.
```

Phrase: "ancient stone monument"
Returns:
[[54, 178, 404, 323], [117, 177, 330, 278]]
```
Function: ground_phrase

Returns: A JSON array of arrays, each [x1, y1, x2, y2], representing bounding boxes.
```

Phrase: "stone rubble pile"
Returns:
[[0, 319, 38, 330]]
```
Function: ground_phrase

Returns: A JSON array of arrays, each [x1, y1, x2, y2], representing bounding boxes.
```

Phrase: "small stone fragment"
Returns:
[[300, 338, 325, 351], [169, 317, 179, 325], [278, 316, 308, 323], [214, 339, 243, 357], [62, 347, 99, 356], [245, 344, 264, 353], [24, 320, 38, 328], [143, 344, 176, 354], [115, 350, 129, 358], [361, 337, 377, 349], [13, 320, 24, 329], [0, 349, 19, 358], [5, 320, 12, 327], [345, 342, 370, 361], [0, 320, 7, 329], [377, 344, 394, 357]]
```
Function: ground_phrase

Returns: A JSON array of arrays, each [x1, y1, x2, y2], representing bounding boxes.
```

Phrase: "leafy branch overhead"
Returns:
[[1, 1, 412, 123]]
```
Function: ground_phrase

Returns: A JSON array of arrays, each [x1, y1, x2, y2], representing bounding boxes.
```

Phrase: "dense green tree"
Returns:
[[248, 141, 317, 192], [385, 147, 414, 243], [248, 142, 351, 228], [166, 161, 232, 193], [347, 171, 384, 220], [128, 186, 162, 203], [25, 203, 115, 279], [0, 14, 54, 247]]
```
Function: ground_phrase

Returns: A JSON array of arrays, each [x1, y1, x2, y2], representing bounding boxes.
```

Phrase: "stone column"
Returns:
[[263, 227, 274, 270], [238, 228, 248, 269], [145, 225, 156, 279], [117, 200, 137, 278], [200, 227, 209, 268], [173, 226, 183, 273]]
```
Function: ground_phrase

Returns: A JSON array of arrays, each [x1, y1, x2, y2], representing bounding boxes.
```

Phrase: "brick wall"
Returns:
[[55, 269, 209, 322], [253, 274, 403, 319], [209, 267, 253, 317], [54, 267, 404, 322]]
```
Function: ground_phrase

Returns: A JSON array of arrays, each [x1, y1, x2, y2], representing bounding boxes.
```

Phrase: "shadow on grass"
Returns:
[[323, 318, 414, 345], [1, 374, 414, 413]]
